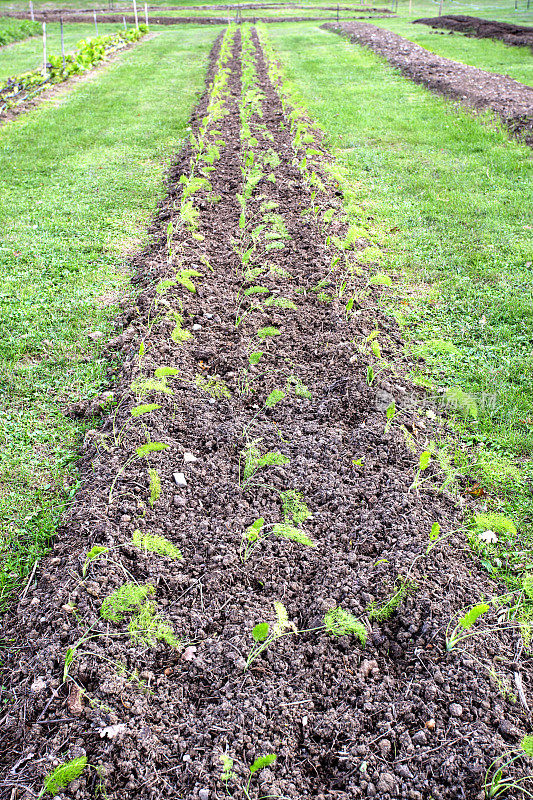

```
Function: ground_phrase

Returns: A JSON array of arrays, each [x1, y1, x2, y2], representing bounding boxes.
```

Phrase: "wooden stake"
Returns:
[[144, 2, 148, 25], [123, 14, 127, 29], [60, 16, 65, 70], [438, 0, 443, 14], [133, 0, 139, 28], [42, 21, 47, 75], [409, 0, 412, 14], [94, 9, 98, 34], [29, 0, 34, 21]]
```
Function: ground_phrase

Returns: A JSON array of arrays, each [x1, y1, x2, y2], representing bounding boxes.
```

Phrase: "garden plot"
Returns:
[[414, 15, 533, 51], [323, 20, 533, 144], [1, 23, 531, 800]]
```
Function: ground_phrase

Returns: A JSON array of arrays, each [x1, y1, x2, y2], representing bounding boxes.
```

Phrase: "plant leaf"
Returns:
[[249, 754, 277, 775], [136, 442, 169, 458], [252, 622, 270, 642]]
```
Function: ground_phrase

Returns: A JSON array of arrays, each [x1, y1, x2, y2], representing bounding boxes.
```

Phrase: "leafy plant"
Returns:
[[175, 268, 202, 293], [132, 529, 182, 560], [257, 326, 281, 339], [240, 440, 289, 487], [446, 602, 490, 652], [82, 545, 109, 577], [324, 607, 367, 644], [484, 735, 533, 798], [368, 579, 410, 622], [40, 757, 87, 797], [101, 582, 153, 623], [148, 468, 161, 507], [195, 374, 231, 399]]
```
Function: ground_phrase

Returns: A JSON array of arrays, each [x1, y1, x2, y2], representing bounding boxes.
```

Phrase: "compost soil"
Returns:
[[2, 11, 388, 24], [323, 20, 533, 144], [414, 14, 533, 52], [0, 26, 531, 800]]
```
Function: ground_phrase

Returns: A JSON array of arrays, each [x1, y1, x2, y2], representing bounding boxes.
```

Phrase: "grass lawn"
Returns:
[[266, 22, 533, 581], [370, 16, 533, 87], [0, 25, 220, 605]]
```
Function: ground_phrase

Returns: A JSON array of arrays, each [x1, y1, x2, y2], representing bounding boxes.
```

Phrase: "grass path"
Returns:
[[369, 15, 533, 86], [267, 22, 533, 582], [0, 25, 220, 605]]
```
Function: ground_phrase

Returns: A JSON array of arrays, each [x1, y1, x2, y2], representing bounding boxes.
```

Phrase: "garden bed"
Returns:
[[0, 23, 531, 800], [414, 15, 533, 52], [323, 20, 533, 144]]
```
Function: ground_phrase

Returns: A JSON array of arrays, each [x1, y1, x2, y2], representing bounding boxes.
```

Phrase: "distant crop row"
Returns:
[[0, 17, 41, 47]]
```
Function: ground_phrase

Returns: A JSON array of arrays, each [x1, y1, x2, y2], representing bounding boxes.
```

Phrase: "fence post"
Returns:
[[42, 21, 47, 75], [133, 0, 139, 28], [60, 16, 65, 70], [29, 1, 34, 21], [123, 14, 127, 29], [144, 2, 148, 25], [94, 9, 98, 34], [409, 0, 412, 14], [337, 3, 339, 21], [438, 0, 443, 14]]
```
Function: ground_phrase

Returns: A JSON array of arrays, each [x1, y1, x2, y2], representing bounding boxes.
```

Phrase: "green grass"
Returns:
[[0, 25, 219, 606], [0, 15, 40, 46], [0, 21, 130, 80], [370, 16, 533, 87], [266, 23, 533, 581]]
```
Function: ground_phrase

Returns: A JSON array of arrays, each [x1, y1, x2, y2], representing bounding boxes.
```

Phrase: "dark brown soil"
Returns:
[[0, 25, 531, 800], [323, 20, 533, 144], [2, 10, 390, 24], [414, 14, 533, 52]]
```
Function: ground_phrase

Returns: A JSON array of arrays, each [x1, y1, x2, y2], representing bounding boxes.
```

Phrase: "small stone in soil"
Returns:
[[183, 452, 198, 463], [173, 472, 187, 487], [449, 703, 463, 717], [192, 324, 202, 331]]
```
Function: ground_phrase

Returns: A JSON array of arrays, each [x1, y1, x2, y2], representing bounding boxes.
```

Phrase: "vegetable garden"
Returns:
[[1, 10, 532, 800]]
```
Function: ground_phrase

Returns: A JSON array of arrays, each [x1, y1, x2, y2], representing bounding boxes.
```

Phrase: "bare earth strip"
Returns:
[[414, 15, 533, 52], [323, 20, 533, 144]]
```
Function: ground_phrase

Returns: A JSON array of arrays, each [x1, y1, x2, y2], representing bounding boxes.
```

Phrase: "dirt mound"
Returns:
[[0, 23, 531, 800], [324, 20, 533, 145], [1, 10, 389, 25], [414, 14, 533, 51]]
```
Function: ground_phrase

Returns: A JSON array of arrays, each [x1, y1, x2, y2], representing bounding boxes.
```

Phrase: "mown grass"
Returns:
[[267, 23, 533, 582], [0, 20, 129, 80], [0, 25, 219, 606], [370, 16, 533, 87]]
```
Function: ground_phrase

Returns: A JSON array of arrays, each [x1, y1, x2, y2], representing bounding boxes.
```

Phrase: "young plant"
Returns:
[[239, 440, 289, 488], [367, 579, 410, 623], [240, 516, 315, 563], [445, 602, 491, 652], [484, 735, 533, 798], [39, 757, 88, 797]]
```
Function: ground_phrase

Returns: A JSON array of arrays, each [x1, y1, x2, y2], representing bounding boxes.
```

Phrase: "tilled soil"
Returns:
[[1, 24, 531, 800], [1, 11, 387, 24], [323, 20, 533, 144], [414, 14, 533, 52]]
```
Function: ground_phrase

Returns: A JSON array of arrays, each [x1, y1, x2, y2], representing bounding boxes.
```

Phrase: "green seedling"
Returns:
[[257, 326, 281, 340], [195, 374, 231, 399], [484, 735, 533, 798], [239, 440, 290, 488], [240, 517, 315, 563], [132, 529, 182, 560], [175, 268, 202, 293], [219, 751, 281, 800], [148, 468, 161, 507], [246, 602, 366, 671], [446, 602, 491, 652], [367, 579, 410, 622], [409, 450, 432, 492], [384, 402, 396, 433], [82, 545, 109, 578], [39, 757, 88, 797], [109, 441, 169, 503]]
